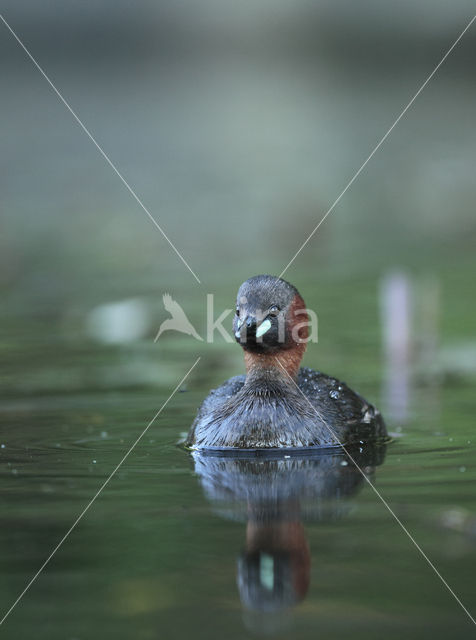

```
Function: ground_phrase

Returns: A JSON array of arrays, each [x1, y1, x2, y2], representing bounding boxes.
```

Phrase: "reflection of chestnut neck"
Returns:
[[244, 294, 308, 382], [246, 514, 310, 602]]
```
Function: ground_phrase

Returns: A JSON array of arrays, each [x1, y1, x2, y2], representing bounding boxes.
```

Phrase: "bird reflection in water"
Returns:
[[191, 445, 387, 633]]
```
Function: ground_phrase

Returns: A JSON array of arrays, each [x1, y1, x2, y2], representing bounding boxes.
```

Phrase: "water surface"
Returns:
[[1, 275, 475, 639]]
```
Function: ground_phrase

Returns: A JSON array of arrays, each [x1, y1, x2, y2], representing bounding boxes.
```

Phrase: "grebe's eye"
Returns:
[[268, 305, 280, 316], [235, 307, 240, 316]]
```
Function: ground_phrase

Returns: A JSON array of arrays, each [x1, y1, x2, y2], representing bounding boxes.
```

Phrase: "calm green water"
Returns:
[[1, 268, 475, 640]]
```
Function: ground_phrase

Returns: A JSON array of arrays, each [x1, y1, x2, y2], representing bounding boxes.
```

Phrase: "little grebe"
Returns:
[[186, 275, 386, 450]]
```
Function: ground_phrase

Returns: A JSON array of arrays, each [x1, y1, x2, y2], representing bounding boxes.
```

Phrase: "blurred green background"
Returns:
[[2, 0, 476, 308]]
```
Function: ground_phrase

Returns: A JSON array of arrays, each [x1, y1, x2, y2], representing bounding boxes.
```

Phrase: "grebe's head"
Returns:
[[233, 275, 309, 355]]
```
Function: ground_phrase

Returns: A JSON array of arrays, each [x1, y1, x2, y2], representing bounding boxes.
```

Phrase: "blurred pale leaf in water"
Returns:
[[87, 298, 151, 344]]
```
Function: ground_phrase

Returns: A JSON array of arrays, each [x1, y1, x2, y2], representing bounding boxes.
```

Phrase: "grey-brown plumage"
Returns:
[[186, 367, 386, 449], [186, 275, 386, 450]]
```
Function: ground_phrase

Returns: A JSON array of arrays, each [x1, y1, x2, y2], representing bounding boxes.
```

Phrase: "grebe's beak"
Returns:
[[235, 315, 273, 342], [235, 315, 257, 340]]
